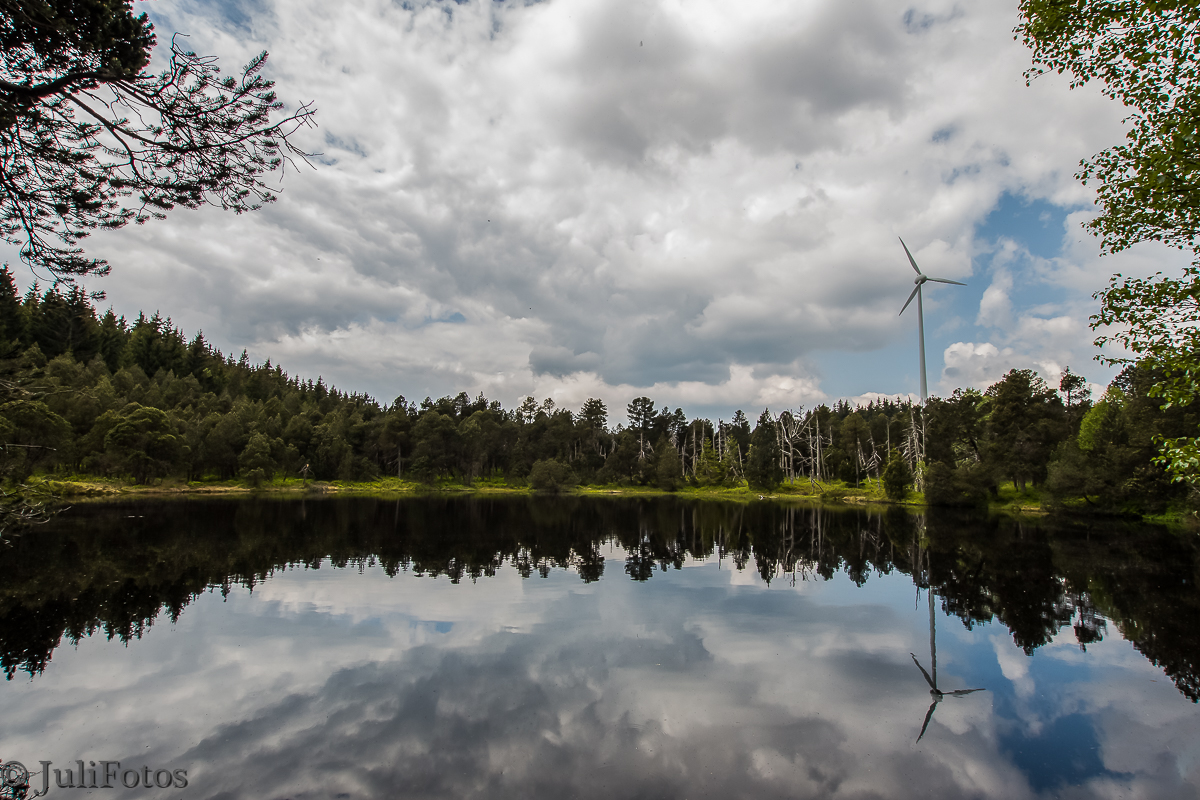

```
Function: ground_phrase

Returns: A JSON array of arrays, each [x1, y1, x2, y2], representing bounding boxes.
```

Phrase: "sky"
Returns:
[[7, 0, 1194, 420]]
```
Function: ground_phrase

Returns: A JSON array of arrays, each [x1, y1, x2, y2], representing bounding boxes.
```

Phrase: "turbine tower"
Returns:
[[898, 238, 966, 402]]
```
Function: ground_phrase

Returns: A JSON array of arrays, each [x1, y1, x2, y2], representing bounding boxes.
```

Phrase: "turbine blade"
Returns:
[[926, 277, 967, 286], [910, 653, 936, 689], [947, 688, 985, 696], [916, 699, 938, 743], [899, 237, 922, 275], [899, 285, 920, 316]]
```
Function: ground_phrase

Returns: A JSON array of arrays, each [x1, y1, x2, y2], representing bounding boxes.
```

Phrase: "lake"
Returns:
[[1, 496, 1198, 799]]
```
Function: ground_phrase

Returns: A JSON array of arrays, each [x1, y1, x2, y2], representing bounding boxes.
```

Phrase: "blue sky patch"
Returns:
[[977, 192, 1074, 260]]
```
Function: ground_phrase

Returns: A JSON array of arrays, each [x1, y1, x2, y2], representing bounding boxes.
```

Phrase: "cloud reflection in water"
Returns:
[[0, 499, 1197, 799]]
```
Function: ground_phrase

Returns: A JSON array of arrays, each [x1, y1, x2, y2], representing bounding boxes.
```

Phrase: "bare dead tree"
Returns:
[[903, 405, 926, 492]]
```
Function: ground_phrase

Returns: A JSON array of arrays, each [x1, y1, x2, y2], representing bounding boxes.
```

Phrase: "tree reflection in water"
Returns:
[[0, 496, 1197, 706]]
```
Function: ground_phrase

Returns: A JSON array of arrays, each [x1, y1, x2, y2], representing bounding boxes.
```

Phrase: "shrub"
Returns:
[[882, 451, 913, 501], [243, 467, 266, 489], [528, 459, 577, 493], [924, 461, 989, 507]]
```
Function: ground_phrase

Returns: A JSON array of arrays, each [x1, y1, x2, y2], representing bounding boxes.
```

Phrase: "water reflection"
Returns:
[[912, 593, 986, 742], [3, 498, 1198, 696], [911, 532, 986, 742], [0, 496, 1196, 798]]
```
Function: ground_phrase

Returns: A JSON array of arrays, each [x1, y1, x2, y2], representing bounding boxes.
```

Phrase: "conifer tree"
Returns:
[[882, 450, 913, 502], [654, 434, 682, 491], [0, 265, 23, 356], [239, 432, 275, 486], [696, 438, 725, 486], [745, 410, 781, 491]]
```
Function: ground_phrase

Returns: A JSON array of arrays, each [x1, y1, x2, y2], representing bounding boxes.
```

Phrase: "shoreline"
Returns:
[[26, 475, 1050, 515], [15, 477, 1200, 526]]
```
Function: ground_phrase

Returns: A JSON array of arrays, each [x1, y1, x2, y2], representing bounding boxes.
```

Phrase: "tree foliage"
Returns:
[[745, 409, 781, 491], [1017, 0, 1200, 253], [1, 0, 315, 278], [1091, 262, 1200, 481], [103, 402, 180, 483], [654, 434, 682, 491], [527, 458, 576, 493], [984, 368, 1069, 491], [1017, 1, 1200, 482], [882, 450, 912, 501]]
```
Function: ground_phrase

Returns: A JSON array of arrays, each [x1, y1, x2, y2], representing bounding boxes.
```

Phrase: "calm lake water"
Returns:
[[1, 496, 1198, 799]]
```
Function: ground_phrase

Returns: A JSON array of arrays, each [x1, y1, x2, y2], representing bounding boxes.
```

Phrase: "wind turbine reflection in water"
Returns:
[[911, 589, 986, 743]]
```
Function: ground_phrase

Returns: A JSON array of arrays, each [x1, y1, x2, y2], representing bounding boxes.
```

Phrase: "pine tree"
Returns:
[[696, 438, 724, 486], [0, 265, 24, 356], [745, 409, 782, 491], [882, 450, 913, 501], [239, 432, 276, 487], [654, 435, 682, 491]]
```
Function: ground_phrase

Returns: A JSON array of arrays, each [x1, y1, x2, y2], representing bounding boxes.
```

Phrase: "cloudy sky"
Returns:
[[9, 0, 1193, 419]]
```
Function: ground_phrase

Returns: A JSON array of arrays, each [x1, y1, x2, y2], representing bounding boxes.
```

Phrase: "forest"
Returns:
[[1, 267, 1196, 515]]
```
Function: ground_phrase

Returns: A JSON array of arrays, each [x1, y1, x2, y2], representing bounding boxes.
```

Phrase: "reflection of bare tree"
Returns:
[[0, 482, 61, 546], [1069, 591, 1107, 651]]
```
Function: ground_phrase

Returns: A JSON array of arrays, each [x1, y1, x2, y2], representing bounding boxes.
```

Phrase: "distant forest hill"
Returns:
[[0, 267, 1195, 512]]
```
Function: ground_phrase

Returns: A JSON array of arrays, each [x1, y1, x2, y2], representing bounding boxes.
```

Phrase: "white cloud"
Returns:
[[938, 328, 1086, 394], [941, 341, 1011, 389], [992, 633, 1036, 701], [526, 364, 826, 421], [977, 270, 1015, 331]]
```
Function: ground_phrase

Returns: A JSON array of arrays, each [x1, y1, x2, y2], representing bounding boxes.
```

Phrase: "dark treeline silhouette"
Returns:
[[0, 269, 1195, 509], [0, 271, 915, 490], [1, 496, 1197, 702]]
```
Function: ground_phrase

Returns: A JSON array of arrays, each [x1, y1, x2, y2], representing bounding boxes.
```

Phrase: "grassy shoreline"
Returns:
[[31, 473, 922, 504], [13, 474, 1200, 526], [18, 473, 1049, 513]]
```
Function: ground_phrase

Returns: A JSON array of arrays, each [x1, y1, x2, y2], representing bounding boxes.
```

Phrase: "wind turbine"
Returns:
[[898, 239, 966, 402]]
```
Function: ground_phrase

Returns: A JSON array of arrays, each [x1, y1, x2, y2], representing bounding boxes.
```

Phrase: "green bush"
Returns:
[[528, 459, 577, 493], [882, 451, 913, 501], [925, 461, 989, 507]]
